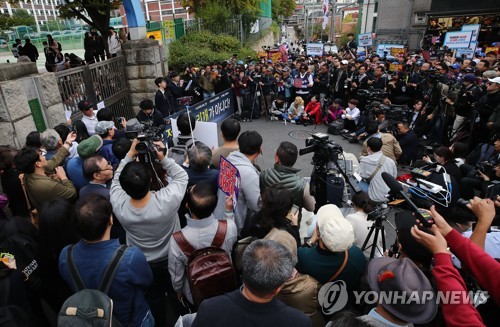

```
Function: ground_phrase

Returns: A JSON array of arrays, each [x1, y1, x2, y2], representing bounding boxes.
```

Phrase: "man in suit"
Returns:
[[408, 100, 429, 138], [154, 77, 174, 117], [396, 122, 418, 165]]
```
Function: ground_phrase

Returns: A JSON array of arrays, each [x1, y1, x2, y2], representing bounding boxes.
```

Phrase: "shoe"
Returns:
[[291, 120, 296, 124], [341, 129, 349, 134], [349, 133, 356, 137]]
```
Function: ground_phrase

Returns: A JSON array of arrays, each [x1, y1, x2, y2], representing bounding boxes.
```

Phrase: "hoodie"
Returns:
[[213, 151, 260, 234]]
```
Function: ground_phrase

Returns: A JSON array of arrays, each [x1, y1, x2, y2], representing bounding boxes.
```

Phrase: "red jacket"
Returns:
[[433, 253, 485, 327], [446, 229, 500, 305], [305, 101, 321, 124]]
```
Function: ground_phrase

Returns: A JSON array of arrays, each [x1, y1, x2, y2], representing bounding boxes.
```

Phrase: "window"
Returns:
[[374, 1, 378, 13], [372, 17, 377, 33]]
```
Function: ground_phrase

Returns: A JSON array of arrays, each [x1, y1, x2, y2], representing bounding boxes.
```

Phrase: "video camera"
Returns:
[[357, 88, 388, 102], [299, 133, 343, 164], [475, 161, 496, 179], [383, 104, 413, 123], [125, 123, 164, 158]]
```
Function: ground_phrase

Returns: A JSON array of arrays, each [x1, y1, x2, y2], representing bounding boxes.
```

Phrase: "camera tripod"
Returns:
[[361, 207, 399, 259]]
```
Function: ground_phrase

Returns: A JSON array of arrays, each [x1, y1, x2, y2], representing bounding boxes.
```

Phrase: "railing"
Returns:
[[55, 56, 133, 120]]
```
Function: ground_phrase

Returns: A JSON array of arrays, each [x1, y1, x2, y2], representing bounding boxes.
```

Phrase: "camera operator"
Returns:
[[387, 72, 408, 104], [482, 77, 500, 138], [367, 66, 388, 90], [450, 74, 482, 135], [460, 137, 500, 199], [407, 62, 430, 101], [396, 122, 418, 165], [313, 63, 330, 108]]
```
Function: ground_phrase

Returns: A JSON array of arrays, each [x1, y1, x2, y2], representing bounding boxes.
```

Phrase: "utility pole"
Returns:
[[329, 1, 336, 42]]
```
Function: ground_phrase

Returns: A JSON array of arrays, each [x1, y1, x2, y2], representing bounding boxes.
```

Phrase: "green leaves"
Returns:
[[169, 31, 255, 70]]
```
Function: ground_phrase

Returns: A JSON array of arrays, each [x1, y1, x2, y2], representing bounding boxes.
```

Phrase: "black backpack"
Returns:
[[57, 244, 129, 327], [0, 218, 40, 293], [168, 138, 195, 165], [0, 276, 36, 327]]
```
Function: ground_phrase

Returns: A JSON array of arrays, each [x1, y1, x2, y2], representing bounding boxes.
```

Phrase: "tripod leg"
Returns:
[[370, 226, 380, 260], [380, 225, 386, 254], [361, 225, 376, 253]]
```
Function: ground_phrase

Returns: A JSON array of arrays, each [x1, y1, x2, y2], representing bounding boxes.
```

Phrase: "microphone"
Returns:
[[382, 172, 434, 227]]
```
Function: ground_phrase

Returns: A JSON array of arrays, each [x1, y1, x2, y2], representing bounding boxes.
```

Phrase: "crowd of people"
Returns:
[[0, 39, 499, 327]]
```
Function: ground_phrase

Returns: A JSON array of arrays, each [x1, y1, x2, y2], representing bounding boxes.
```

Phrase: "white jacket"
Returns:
[[359, 151, 397, 202]]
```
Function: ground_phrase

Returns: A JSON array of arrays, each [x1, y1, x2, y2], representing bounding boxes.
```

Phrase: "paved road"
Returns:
[[229, 117, 398, 253]]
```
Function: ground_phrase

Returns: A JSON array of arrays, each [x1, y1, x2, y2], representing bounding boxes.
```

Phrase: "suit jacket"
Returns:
[[155, 89, 174, 117]]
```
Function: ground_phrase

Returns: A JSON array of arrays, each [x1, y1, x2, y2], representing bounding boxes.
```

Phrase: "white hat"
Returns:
[[488, 77, 500, 84], [317, 204, 354, 252], [341, 60, 349, 65]]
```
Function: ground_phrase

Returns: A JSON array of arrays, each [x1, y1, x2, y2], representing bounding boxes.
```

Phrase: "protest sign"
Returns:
[[389, 63, 404, 72], [455, 42, 477, 59], [218, 156, 241, 208], [461, 24, 480, 42], [390, 47, 406, 57], [443, 31, 472, 49], [376, 44, 405, 57], [306, 43, 324, 57], [358, 33, 373, 47], [169, 119, 218, 150]]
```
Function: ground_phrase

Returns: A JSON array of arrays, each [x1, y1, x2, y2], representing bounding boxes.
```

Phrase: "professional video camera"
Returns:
[[299, 133, 361, 210], [475, 161, 496, 178], [125, 123, 164, 161], [357, 88, 388, 103], [299, 133, 343, 164]]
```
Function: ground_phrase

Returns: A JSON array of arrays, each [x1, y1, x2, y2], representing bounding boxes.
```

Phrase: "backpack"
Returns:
[[0, 276, 36, 327], [168, 138, 194, 165], [173, 220, 236, 306], [0, 218, 40, 293], [58, 244, 129, 327]]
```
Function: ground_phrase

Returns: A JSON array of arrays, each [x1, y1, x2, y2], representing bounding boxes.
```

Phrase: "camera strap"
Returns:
[[366, 155, 387, 183]]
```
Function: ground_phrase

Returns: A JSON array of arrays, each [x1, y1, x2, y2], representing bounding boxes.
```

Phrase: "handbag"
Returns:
[[326, 250, 349, 283], [18, 174, 39, 228]]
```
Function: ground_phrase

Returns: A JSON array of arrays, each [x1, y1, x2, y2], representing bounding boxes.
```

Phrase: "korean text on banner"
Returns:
[[306, 43, 324, 57], [357, 33, 373, 47], [461, 24, 480, 42], [218, 156, 241, 208], [443, 31, 472, 49]]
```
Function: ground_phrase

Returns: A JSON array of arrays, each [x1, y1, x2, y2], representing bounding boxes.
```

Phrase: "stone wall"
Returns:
[[122, 39, 168, 114], [0, 63, 66, 147]]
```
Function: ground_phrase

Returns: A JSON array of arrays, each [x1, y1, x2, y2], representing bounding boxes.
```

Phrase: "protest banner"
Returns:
[[358, 33, 373, 47], [163, 88, 235, 143], [218, 156, 241, 208], [257, 51, 268, 59], [269, 50, 283, 63], [390, 47, 406, 57], [389, 63, 404, 72], [443, 31, 472, 49], [306, 43, 324, 57], [376, 44, 405, 57]]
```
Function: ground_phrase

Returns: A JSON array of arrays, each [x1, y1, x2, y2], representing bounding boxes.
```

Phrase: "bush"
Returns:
[[169, 31, 256, 70]]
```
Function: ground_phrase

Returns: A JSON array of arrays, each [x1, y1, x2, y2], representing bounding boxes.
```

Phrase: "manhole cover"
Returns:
[[289, 130, 314, 140]]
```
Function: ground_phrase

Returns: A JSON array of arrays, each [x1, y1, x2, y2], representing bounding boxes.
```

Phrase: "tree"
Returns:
[[272, 0, 295, 22], [57, 0, 121, 54], [0, 9, 36, 32]]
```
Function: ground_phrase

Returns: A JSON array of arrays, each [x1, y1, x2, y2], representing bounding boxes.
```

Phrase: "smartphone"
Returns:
[[286, 204, 299, 220]]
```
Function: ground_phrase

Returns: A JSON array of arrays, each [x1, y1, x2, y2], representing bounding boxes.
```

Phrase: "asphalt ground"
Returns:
[[226, 116, 399, 254]]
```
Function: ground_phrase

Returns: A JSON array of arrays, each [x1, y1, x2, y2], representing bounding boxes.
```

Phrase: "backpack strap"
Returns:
[[366, 155, 387, 183], [211, 220, 228, 248], [173, 231, 196, 257], [67, 244, 87, 291], [18, 174, 33, 212], [327, 250, 349, 283], [98, 245, 129, 294]]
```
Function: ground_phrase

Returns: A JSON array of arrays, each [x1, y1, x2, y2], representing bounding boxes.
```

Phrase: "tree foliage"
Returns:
[[169, 30, 255, 70], [0, 9, 35, 32], [272, 0, 296, 21]]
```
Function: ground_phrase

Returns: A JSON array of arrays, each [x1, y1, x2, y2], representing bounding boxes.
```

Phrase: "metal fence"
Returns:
[[55, 56, 133, 120]]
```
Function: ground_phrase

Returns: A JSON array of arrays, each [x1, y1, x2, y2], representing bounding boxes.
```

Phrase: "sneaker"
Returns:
[[291, 120, 296, 124], [341, 129, 349, 134]]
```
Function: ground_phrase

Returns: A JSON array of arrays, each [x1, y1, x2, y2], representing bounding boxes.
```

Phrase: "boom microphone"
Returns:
[[382, 172, 434, 227]]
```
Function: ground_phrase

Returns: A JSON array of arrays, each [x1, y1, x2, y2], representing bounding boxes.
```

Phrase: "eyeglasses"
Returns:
[[99, 161, 113, 172]]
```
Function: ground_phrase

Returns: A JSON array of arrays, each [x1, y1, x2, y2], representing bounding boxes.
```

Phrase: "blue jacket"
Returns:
[[66, 156, 88, 191], [99, 140, 120, 168], [59, 239, 153, 326]]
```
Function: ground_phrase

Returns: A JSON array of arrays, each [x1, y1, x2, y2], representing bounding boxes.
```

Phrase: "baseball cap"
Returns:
[[78, 100, 93, 111], [95, 121, 115, 135], [77, 135, 103, 159], [451, 63, 460, 69], [316, 204, 354, 252], [488, 77, 500, 84], [341, 60, 349, 65], [463, 74, 476, 83]]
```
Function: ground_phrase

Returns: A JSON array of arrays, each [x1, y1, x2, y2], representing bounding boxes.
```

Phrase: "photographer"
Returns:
[[450, 74, 481, 135], [460, 137, 500, 200]]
